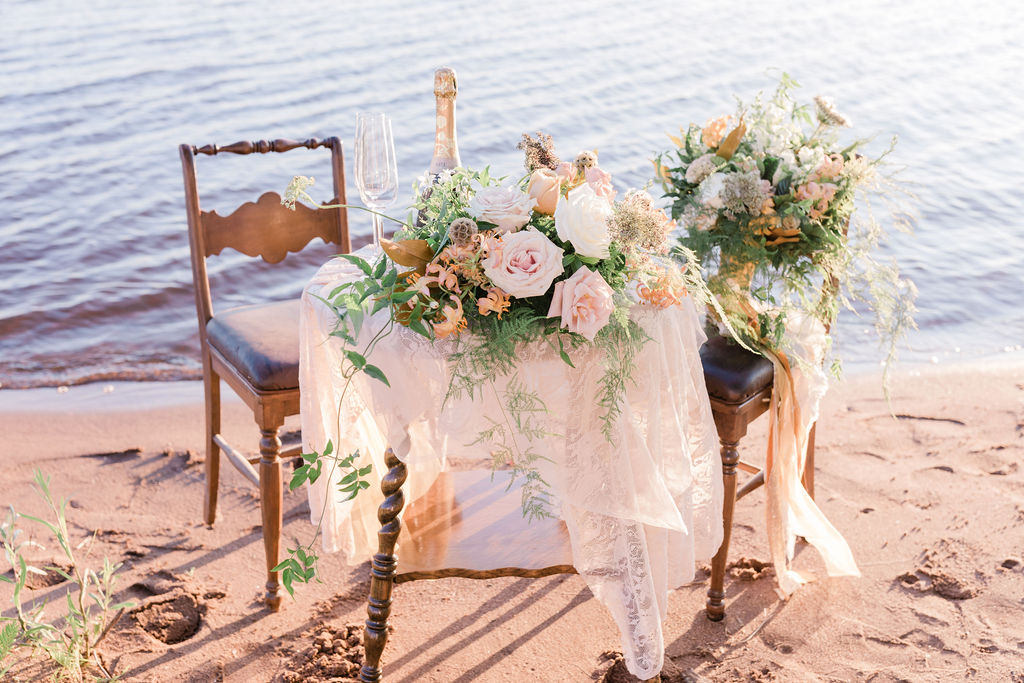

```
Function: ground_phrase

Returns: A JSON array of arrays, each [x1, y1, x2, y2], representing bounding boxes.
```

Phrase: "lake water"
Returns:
[[2, 0, 1022, 389]]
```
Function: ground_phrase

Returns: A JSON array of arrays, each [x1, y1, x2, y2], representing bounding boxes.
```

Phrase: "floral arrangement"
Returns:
[[276, 134, 715, 595], [655, 75, 916, 373]]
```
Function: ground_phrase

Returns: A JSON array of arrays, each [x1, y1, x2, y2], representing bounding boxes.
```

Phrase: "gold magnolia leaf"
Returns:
[[381, 238, 434, 275], [667, 133, 683, 148], [716, 119, 746, 161]]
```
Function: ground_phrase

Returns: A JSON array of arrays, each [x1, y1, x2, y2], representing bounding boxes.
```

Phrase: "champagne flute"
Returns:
[[354, 112, 399, 256]]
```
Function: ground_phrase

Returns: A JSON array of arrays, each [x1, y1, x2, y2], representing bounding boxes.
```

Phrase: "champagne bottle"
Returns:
[[415, 67, 461, 226], [427, 66, 461, 178]]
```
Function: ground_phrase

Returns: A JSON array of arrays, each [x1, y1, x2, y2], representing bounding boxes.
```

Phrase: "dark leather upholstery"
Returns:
[[206, 299, 300, 392], [699, 333, 774, 404]]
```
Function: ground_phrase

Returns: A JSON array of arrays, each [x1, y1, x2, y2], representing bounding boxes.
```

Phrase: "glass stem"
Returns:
[[372, 212, 384, 253]]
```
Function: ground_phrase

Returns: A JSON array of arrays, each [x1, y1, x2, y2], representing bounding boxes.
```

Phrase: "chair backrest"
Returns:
[[180, 137, 350, 324]]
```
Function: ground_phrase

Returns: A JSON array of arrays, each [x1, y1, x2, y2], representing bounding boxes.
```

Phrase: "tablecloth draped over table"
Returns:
[[300, 253, 724, 680]]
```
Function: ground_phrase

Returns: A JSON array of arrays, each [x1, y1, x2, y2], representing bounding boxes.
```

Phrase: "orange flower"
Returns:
[[407, 272, 437, 298], [637, 269, 687, 309], [425, 263, 461, 293], [432, 296, 468, 338], [439, 242, 476, 263], [477, 287, 511, 318], [702, 116, 731, 149]]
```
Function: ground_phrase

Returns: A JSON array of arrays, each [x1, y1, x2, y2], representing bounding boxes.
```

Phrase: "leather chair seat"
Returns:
[[699, 333, 774, 404], [207, 299, 300, 392]]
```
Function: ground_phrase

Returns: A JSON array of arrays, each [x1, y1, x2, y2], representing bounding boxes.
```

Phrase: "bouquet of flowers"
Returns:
[[287, 134, 711, 393], [655, 75, 916, 373]]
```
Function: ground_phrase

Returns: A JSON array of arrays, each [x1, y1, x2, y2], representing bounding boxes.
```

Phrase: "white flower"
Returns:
[[773, 150, 797, 184], [684, 153, 720, 184], [796, 146, 826, 180], [748, 102, 800, 157], [554, 184, 613, 258], [698, 172, 727, 209], [467, 185, 537, 233]]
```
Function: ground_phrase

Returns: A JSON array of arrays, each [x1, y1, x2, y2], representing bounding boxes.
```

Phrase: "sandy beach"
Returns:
[[2, 358, 1023, 682]]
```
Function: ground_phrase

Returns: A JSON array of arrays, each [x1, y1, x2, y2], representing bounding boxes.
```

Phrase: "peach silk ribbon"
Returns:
[[733, 293, 860, 596], [761, 344, 860, 596]]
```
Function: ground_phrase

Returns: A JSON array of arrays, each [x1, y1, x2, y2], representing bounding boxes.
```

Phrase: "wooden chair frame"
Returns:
[[180, 137, 350, 609], [703, 381, 817, 621], [704, 323, 831, 621]]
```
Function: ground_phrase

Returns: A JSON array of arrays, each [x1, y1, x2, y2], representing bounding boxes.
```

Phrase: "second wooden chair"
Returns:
[[699, 332, 817, 621], [181, 137, 350, 609]]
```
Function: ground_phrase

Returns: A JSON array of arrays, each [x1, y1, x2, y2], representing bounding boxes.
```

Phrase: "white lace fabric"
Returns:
[[300, 251, 724, 680]]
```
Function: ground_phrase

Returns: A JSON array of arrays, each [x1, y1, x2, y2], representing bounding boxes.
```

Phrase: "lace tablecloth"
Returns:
[[300, 251, 724, 679]]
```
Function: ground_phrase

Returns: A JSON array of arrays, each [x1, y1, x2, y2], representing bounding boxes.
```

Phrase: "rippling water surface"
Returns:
[[2, 0, 1022, 388]]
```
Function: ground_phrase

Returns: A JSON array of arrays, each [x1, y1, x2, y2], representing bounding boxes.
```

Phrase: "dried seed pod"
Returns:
[[448, 217, 479, 246], [573, 150, 598, 175]]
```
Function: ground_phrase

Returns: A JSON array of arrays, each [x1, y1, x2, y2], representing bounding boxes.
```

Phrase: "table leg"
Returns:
[[360, 448, 406, 682]]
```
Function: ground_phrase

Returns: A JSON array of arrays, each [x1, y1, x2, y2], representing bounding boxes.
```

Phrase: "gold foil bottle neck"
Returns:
[[434, 67, 457, 98]]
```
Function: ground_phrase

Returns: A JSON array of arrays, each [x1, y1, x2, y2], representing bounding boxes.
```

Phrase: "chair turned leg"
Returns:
[[360, 448, 407, 683], [203, 372, 221, 526], [803, 423, 817, 500], [260, 425, 284, 611], [707, 438, 741, 622]]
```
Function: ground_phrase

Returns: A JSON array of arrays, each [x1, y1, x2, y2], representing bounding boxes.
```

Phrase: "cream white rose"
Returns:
[[467, 185, 536, 233], [482, 227, 564, 298], [553, 184, 612, 259]]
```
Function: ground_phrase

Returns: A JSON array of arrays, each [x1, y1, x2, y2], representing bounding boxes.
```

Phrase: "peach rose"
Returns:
[[526, 168, 562, 215], [546, 266, 615, 341], [482, 227, 565, 298]]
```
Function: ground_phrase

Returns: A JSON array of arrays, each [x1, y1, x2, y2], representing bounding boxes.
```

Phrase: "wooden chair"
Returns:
[[359, 450, 578, 682], [180, 137, 350, 610], [699, 332, 817, 621]]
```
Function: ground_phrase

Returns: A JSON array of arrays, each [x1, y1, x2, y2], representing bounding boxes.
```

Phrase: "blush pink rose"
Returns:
[[555, 161, 576, 182], [546, 266, 615, 341], [482, 227, 565, 298], [584, 166, 616, 203]]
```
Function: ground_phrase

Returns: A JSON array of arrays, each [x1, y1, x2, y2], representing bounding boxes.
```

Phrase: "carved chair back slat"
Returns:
[[180, 136, 350, 323], [199, 192, 343, 264]]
